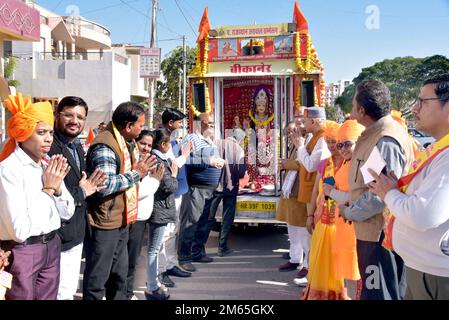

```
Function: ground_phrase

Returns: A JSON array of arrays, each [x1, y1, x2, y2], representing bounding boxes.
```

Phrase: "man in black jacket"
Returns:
[[49, 96, 106, 300]]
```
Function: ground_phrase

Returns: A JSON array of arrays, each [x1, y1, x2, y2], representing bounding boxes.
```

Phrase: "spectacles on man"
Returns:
[[59, 111, 87, 122], [336, 141, 354, 150], [413, 97, 447, 111]]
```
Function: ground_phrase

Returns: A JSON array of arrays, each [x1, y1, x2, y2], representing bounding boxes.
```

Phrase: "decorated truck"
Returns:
[[188, 2, 325, 225]]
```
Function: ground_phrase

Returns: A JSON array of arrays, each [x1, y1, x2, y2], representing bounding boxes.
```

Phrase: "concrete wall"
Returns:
[[13, 51, 133, 133]]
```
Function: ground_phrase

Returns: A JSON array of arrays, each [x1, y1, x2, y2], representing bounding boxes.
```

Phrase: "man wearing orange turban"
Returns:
[[0, 93, 74, 300]]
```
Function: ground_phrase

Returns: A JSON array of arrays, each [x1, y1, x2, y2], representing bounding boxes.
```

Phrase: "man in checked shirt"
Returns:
[[83, 102, 157, 300]]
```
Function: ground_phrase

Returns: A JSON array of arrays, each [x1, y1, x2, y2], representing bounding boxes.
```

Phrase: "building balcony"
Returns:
[[63, 16, 111, 50]]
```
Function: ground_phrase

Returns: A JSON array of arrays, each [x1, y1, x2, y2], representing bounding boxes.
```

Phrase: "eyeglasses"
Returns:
[[413, 97, 447, 111], [59, 111, 87, 122], [336, 141, 354, 150]]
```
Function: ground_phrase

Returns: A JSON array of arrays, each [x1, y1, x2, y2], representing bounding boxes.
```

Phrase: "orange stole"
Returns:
[[333, 160, 361, 281], [383, 133, 449, 251]]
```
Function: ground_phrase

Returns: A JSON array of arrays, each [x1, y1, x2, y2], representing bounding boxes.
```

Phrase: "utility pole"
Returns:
[[182, 35, 187, 131], [178, 69, 182, 110], [148, 0, 158, 128]]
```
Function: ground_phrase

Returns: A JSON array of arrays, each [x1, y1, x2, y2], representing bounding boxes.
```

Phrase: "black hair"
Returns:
[[423, 73, 449, 103], [152, 128, 171, 151], [112, 102, 145, 130], [162, 108, 186, 124], [136, 129, 154, 142], [355, 80, 391, 121], [57, 96, 88, 115]]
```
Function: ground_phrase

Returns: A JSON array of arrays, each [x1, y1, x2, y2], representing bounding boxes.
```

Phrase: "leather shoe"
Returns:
[[296, 267, 309, 279], [144, 287, 170, 300], [278, 261, 299, 272], [166, 266, 192, 278], [282, 252, 290, 260], [158, 272, 175, 288], [217, 248, 234, 257], [179, 262, 197, 272], [193, 255, 214, 263]]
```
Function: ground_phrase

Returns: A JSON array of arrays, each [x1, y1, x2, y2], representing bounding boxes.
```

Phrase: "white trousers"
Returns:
[[158, 196, 182, 274], [57, 242, 83, 300], [287, 224, 311, 268]]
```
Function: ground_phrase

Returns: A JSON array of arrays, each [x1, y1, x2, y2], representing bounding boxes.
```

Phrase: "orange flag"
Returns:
[[85, 128, 96, 145], [197, 6, 211, 43], [293, 1, 309, 33]]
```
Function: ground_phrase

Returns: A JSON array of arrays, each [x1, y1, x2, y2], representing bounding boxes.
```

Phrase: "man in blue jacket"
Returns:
[[177, 113, 225, 272]]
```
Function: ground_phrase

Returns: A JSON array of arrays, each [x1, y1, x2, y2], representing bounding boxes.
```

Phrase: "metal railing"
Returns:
[[39, 51, 105, 61]]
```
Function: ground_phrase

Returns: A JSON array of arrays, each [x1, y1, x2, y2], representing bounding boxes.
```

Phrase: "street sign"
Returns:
[[140, 48, 161, 78]]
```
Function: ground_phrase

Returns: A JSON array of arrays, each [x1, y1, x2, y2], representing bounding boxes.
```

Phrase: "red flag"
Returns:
[[197, 6, 211, 43], [85, 128, 96, 145], [293, 2, 309, 33]]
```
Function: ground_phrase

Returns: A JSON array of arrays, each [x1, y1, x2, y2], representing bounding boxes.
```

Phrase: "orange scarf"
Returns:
[[383, 133, 449, 250], [112, 123, 140, 224]]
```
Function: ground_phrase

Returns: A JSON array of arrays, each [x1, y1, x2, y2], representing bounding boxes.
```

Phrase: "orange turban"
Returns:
[[323, 120, 341, 139], [391, 110, 407, 130], [0, 93, 54, 161], [337, 120, 365, 142]]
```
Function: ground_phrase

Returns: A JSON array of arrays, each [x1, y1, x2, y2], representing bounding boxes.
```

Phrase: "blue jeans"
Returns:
[[192, 192, 237, 258], [146, 223, 167, 292]]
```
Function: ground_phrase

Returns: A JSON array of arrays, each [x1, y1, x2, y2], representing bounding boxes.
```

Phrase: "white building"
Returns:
[[324, 79, 351, 106], [8, 3, 149, 134]]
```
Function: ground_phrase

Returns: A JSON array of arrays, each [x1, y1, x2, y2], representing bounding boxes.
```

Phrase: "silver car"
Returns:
[[408, 128, 435, 149]]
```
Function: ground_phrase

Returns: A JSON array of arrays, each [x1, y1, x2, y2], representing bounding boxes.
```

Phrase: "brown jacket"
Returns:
[[349, 116, 414, 242], [86, 126, 138, 230]]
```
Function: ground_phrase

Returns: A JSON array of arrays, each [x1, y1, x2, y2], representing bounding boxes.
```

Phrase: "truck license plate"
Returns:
[[236, 201, 276, 212]]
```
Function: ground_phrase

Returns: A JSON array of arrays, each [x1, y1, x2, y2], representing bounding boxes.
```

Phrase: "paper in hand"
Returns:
[[360, 146, 386, 184]]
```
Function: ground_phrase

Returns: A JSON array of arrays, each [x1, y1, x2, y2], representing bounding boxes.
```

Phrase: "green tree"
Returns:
[[156, 46, 197, 109], [4, 56, 20, 88], [325, 104, 338, 121], [338, 55, 449, 117]]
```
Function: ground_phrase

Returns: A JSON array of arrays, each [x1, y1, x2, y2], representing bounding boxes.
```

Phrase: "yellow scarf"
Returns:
[[383, 133, 449, 250], [112, 123, 140, 225]]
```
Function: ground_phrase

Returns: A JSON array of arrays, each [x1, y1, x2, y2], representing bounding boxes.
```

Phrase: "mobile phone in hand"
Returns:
[[323, 176, 335, 186]]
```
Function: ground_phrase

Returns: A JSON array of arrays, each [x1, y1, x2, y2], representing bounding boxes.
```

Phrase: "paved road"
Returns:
[[76, 224, 305, 300]]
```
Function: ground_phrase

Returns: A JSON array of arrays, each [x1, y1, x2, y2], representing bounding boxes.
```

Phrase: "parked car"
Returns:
[[408, 128, 435, 149]]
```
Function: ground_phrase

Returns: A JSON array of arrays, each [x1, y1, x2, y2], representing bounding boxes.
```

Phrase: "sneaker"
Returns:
[[217, 248, 234, 257], [144, 287, 170, 300], [293, 277, 308, 287], [166, 266, 192, 278], [278, 261, 300, 272], [179, 262, 197, 272], [192, 255, 214, 263], [296, 268, 309, 279], [158, 272, 175, 288]]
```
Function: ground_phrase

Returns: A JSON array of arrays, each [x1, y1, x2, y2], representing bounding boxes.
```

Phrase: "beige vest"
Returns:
[[297, 130, 324, 203], [349, 116, 414, 242]]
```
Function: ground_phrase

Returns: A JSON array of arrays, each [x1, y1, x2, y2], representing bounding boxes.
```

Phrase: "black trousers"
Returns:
[[356, 232, 407, 300], [126, 221, 147, 299], [83, 225, 129, 300]]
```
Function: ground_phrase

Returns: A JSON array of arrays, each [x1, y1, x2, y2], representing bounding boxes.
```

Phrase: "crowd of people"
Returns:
[[276, 74, 449, 300], [0, 72, 449, 300]]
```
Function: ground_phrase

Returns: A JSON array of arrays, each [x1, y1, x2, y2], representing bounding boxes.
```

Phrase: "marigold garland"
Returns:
[[248, 110, 275, 127]]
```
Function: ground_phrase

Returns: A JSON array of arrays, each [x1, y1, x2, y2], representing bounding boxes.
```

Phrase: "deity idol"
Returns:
[[245, 86, 275, 187]]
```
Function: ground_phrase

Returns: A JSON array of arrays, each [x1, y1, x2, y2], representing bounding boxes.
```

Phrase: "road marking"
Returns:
[[256, 280, 289, 286]]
